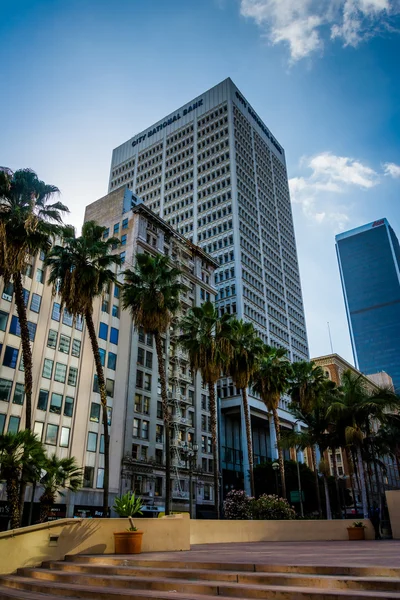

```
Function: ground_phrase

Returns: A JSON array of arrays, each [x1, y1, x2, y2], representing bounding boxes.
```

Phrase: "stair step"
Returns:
[[38, 562, 400, 592], [3, 574, 400, 600]]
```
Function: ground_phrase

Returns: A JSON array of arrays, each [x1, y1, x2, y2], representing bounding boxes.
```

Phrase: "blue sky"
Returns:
[[1, 0, 400, 365]]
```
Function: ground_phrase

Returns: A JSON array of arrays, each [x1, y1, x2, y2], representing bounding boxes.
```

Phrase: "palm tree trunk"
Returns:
[[331, 447, 343, 518], [154, 332, 171, 516], [356, 445, 369, 519], [322, 474, 332, 520], [208, 382, 220, 519], [241, 387, 254, 497], [395, 448, 400, 481], [311, 446, 322, 517], [85, 309, 109, 517], [271, 405, 286, 499], [13, 272, 32, 431], [7, 478, 20, 530]]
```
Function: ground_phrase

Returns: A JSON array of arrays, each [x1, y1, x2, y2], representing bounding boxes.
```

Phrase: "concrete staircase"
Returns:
[[2, 555, 400, 599]]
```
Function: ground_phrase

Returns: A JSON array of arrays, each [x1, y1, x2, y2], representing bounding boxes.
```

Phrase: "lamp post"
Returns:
[[184, 442, 199, 519], [272, 461, 279, 496]]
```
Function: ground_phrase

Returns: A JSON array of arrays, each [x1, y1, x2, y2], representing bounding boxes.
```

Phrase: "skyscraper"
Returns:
[[109, 78, 309, 493], [336, 218, 400, 391]]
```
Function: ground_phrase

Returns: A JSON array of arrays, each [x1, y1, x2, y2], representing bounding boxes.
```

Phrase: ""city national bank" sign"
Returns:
[[132, 99, 204, 148]]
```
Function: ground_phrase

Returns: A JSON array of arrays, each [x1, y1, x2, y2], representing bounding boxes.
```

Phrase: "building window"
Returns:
[[107, 352, 117, 370], [83, 466, 94, 488], [71, 339, 81, 357], [62, 309, 73, 327], [155, 476, 163, 496], [50, 392, 63, 415], [37, 389, 49, 411], [45, 423, 58, 445], [141, 446, 148, 461], [134, 393, 142, 412], [155, 450, 163, 466], [42, 359, 54, 379], [113, 223, 120, 234], [137, 348, 144, 366], [93, 375, 99, 394], [36, 268, 44, 283], [106, 379, 114, 398], [60, 427, 70, 448], [112, 305, 119, 318], [96, 468, 104, 489], [8, 416, 20, 434], [76, 315, 84, 331], [114, 285, 120, 299], [0, 414, 5, 434], [136, 370, 143, 388], [156, 424, 163, 443], [87, 432, 98, 452], [33, 421, 44, 440], [102, 299, 109, 313], [99, 434, 104, 454], [30, 293, 42, 313], [0, 310, 8, 331], [54, 363, 67, 383], [145, 351, 153, 369], [144, 373, 151, 391], [132, 444, 139, 459], [157, 401, 163, 419], [110, 327, 119, 345], [119, 252, 126, 264], [121, 234, 127, 246], [133, 418, 140, 437], [2, 282, 14, 301], [204, 484, 211, 501], [47, 330, 57, 348], [99, 348, 106, 366], [122, 218, 128, 230], [99, 322, 108, 340], [3, 346, 18, 369], [141, 421, 149, 440], [102, 228, 109, 240], [52, 303, 61, 322], [12, 383, 25, 405], [0, 379, 12, 402], [68, 367, 78, 386], [90, 402, 101, 422], [64, 396, 74, 417], [58, 334, 71, 354], [143, 396, 150, 415]]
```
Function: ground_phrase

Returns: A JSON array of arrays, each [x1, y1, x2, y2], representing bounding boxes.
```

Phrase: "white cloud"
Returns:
[[383, 162, 400, 178], [289, 151, 379, 229], [239, 0, 399, 61]]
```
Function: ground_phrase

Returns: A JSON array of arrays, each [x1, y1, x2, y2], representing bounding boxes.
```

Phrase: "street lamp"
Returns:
[[272, 462, 279, 496], [183, 442, 199, 519]]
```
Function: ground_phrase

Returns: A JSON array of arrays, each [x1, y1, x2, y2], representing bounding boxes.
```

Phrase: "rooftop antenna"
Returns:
[[327, 322, 334, 354]]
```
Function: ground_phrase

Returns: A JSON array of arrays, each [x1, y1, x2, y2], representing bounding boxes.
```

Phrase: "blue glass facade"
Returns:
[[336, 219, 400, 392]]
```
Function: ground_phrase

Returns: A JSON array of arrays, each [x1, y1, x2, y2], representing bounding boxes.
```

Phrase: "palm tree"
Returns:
[[0, 168, 67, 431], [227, 319, 264, 496], [374, 415, 400, 479], [39, 455, 82, 522], [180, 301, 233, 518], [121, 253, 184, 516], [0, 431, 45, 529], [328, 370, 400, 518], [45, 221, 121, 516], [252, 346, 292, 498]]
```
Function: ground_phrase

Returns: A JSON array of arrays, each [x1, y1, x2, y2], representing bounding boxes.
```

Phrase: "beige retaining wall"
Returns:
[[190, 518, 374, 545], [0, 515, 190, 575], [386, 490, 400, 539]]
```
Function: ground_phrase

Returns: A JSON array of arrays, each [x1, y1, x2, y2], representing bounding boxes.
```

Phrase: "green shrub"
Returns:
[[250, 494, 296, 520]]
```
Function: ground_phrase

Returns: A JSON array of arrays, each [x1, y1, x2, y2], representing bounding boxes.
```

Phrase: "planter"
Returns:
[[114, 530, 144, 554], [347, 527, 365, 541]]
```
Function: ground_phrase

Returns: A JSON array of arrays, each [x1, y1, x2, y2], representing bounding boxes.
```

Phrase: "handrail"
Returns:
[[0, 518, 82, 539]]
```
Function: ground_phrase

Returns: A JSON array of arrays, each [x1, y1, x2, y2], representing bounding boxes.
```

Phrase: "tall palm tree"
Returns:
[[227, 319, 264, 496], [0, 168, 67, 431], [0, 431, 45, 529], [180, 301, 233, 518], [328, 370, 400, 518], [252, 346, 292, 498], [374, 415, 400, 479], [122, 253, 184, 516], [39, 455, 82, 522], [45, 221, 121, 516]]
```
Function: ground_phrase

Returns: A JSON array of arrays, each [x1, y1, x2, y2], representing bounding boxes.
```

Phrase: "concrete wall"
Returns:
[[0, 516, 190, 575], [190, 519, 374, 545], [386, 490, 400, 539]]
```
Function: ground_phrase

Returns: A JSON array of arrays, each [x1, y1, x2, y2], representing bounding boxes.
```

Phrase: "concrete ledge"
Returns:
[[386, 490, 400, 539], [0, 516, 190, 575], [190, 519, 374, 545]]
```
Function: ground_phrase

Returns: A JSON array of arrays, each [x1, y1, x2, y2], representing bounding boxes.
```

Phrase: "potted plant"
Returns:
[[347, 521, 366, 541], [113, 491, 144, 554]]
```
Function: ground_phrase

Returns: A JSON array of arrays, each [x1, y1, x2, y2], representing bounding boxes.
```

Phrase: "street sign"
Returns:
[[290, 491, 305, 503]]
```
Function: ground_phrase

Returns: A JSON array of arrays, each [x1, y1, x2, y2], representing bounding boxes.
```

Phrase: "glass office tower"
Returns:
[[336, 218, 400, 391]]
